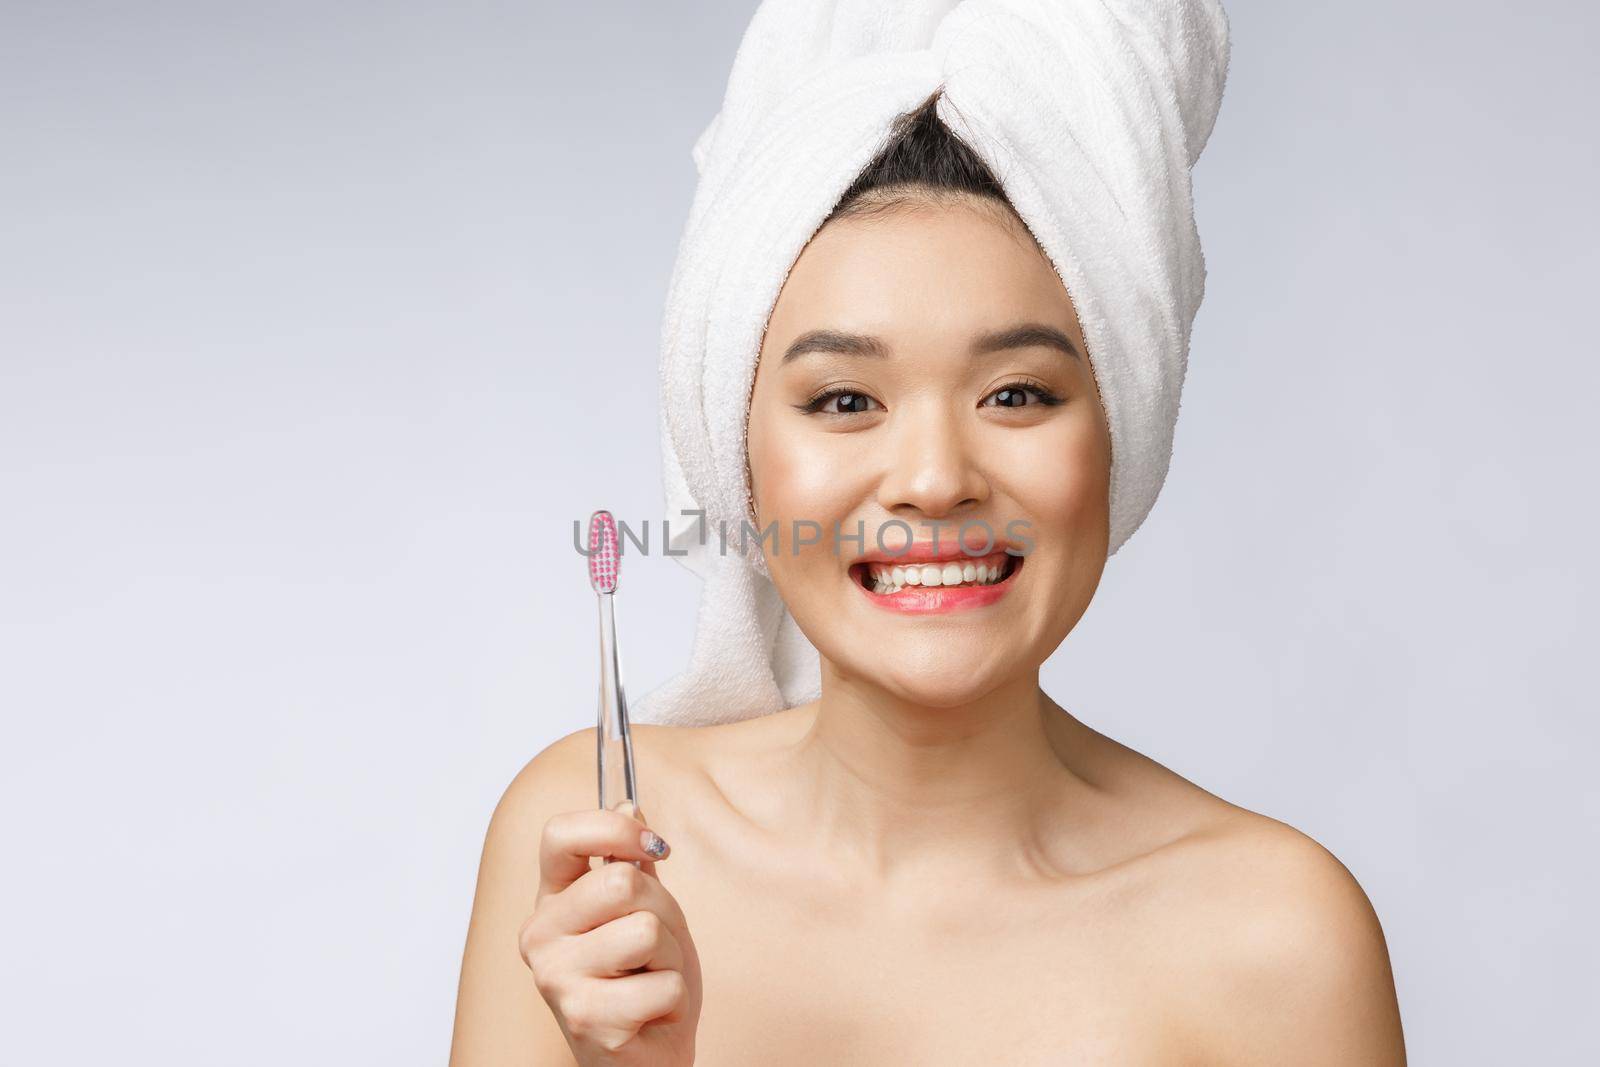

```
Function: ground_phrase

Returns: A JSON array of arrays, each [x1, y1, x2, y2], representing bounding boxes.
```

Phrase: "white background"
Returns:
[[3, 1, 1595, 1062]]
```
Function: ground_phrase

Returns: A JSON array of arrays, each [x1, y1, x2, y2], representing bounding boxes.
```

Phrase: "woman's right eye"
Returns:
[[797, 388, 884, 416]]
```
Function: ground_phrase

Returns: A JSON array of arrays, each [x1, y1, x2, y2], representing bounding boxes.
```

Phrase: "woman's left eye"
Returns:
[[983, 381, 1064, 408]]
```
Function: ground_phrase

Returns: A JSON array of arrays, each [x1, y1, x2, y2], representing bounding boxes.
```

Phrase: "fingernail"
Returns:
[[640, 829, 669, 859]]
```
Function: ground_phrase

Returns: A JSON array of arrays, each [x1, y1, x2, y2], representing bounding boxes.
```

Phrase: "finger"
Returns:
[[519, 866, 692, 999], [538, 806, 671, 895], [607, 799, 670, 880], [546, 855, 693, 946], [559, 907, 687, 979], [563, 969, 690, 1043]]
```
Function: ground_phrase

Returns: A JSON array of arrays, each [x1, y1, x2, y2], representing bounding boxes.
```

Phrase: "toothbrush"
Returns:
[[587, 509, 640, 869]]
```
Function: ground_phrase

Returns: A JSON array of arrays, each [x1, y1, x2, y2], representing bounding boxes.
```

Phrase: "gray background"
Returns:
[[3, 1, 1595, 1062]]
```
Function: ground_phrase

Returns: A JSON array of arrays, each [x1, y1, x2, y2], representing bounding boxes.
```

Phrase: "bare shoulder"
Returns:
[[489, 725, 592, 833], [449, 728, 593, 1066], [1147, 809, 1408, 1064], [493, 720, 708, 826], [1049, 711, 1405, 1063], [450, 722, 705, 1066]]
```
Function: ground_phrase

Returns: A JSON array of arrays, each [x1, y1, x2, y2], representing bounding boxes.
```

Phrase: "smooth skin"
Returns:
[[450, 193, 1407, 1065]]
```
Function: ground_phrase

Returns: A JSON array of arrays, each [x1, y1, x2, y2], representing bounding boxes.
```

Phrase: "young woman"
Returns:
[[449, 93, 1407, 1065]]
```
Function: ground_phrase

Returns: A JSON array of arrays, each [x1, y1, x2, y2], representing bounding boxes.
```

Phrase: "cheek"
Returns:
[[753, 447, 862, 611], [748, 412, 865, 527], [1000, 417, 1110, 536], [759, 445, 843, 522]]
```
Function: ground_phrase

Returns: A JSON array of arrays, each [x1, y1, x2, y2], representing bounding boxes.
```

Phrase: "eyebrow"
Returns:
[[780, 322, 1081, 364]]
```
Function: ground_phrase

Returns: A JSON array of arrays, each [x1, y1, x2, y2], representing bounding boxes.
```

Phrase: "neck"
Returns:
[[782, 661, 1090, 888]]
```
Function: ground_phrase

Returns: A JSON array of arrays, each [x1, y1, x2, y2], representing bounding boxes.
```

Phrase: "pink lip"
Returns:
[[853, 555, 1024, 615]]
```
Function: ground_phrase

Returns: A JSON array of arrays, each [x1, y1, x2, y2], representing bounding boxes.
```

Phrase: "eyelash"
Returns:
[[795, 379, 1065, 416]]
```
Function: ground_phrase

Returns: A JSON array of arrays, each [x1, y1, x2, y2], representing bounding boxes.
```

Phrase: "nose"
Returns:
[[875, 400, 991, 523]]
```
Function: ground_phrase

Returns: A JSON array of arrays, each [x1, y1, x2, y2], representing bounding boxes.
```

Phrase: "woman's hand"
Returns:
[[519, 803, 702, 1066]]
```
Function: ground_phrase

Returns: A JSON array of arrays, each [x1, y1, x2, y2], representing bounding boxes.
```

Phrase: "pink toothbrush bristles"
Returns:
[[588, 510, 620, 593]]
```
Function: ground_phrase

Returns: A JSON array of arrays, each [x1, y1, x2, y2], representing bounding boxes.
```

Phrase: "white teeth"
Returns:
[[863, 554, 1013, 595]]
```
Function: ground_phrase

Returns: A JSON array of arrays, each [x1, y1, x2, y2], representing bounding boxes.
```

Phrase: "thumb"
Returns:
[[609, 798, 664, 875]]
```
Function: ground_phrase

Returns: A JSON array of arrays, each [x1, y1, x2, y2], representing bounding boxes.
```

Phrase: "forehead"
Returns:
[[765, 198, 1078, 343]]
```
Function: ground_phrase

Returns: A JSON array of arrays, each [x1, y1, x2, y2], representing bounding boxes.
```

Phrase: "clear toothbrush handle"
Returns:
[[596, 591, 639, 868]]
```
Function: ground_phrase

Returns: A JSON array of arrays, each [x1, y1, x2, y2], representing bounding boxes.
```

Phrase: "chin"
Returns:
[[830, 651, 1016, 707]]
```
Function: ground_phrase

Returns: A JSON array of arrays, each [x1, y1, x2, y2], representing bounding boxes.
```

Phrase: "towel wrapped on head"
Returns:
[[631, 0, 1232, 728]]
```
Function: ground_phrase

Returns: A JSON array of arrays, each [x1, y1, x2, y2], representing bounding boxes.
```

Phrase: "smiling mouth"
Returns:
[[849, 551, 1023, 595]]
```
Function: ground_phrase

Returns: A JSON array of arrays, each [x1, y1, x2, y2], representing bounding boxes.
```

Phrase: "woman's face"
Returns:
[[746, 194, 1112, 705]]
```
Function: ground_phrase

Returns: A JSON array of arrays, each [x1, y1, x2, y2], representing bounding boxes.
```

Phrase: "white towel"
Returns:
[[630, 0, 1231, 728]]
